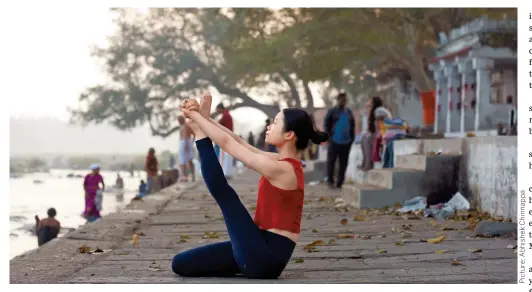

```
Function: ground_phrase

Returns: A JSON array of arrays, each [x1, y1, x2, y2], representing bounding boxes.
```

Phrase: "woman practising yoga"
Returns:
[[171, 95, 328, 279]]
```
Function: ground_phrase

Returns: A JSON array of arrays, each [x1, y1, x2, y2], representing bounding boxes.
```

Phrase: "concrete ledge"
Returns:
[[9, 182, 199, 284], [462, 136, 517, 220]]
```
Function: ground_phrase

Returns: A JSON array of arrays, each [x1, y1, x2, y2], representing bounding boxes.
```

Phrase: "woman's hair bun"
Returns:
[[310, 130, 329, 144]]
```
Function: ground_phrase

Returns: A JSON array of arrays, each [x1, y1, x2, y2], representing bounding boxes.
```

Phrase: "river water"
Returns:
[[9, 169, 143, 259]]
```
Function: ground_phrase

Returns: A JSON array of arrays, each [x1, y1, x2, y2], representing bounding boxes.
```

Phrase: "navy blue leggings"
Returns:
[[171, 138, 296, 279]]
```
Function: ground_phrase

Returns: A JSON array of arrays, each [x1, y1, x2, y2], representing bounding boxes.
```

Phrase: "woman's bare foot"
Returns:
[[199, 94, 212, 118]]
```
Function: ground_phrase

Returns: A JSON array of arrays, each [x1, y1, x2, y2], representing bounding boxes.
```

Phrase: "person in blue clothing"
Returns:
[[133, 180, 148, 201], [324, 92, 355, 189]]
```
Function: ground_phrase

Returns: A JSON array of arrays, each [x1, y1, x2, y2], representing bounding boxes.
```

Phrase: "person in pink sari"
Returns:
[[83, 164, 105, 222]]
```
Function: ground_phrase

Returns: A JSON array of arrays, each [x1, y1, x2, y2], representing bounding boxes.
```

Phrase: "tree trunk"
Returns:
[[302, 80, 314, 110], [279, 70, 302, 108]]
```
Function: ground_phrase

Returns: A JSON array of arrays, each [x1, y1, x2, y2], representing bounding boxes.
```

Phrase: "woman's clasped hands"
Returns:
[[180, 99, 200, 118]]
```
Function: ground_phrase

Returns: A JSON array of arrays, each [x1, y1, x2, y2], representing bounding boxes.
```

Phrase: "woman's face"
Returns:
[[264, 112, 293, 146]]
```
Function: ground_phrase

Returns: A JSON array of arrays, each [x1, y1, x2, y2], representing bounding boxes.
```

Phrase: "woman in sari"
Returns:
[[83, 163, 105, 223]]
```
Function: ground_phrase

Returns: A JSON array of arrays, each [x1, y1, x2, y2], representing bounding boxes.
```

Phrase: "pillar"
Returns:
[[472, 58, 494, 131], [433, 70, 447, 134], [444, 64, 460, 133], [457, 59, 474, 133]]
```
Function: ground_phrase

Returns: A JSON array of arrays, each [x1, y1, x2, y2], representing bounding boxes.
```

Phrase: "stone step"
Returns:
[[341, 183, 422, 209], [395, 154, 427, 171], [395, 153, 461, 172], [303, 161, 327, 183], [340, 183, 389, 209], [367, 168, 425, 189]]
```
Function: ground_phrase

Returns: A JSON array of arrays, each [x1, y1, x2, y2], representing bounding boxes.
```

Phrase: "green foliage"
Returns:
[[70, 8, 516, 133], [26, 157, 47, 170]]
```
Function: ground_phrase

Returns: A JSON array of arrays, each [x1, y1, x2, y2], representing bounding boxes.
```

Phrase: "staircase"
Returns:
[[341, 153, 461, 209]]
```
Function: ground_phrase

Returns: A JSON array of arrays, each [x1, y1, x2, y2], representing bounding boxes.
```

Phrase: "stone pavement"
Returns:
[[10, 171, 517, 284]]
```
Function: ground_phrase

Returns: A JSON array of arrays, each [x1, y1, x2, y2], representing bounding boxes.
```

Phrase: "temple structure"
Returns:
[[428, 17, 517, 135]]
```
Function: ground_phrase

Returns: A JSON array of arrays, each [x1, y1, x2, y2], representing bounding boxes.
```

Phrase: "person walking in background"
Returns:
[[83, 164, 105, 223], [256, 119, 269, 151], [34, 208, 60, 246], [115, 173, 124, 189], [247, 131, 255, 147], [216, 102, 234, 179], [145, 148, 158, 194], [129, 162, 135, 177], [178, 116, 196, 182], [324, 92, 355, 189], [358, 96, 390, 171]]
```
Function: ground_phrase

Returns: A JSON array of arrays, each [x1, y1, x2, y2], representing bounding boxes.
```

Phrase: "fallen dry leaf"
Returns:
[[204, 215, 212, 219], [178, 239, 188, 243], [76, 245, 91, 254], [468, 248, 482, 253], [402, 214, 421, 220], [421, 236, 446, 244], [303, 245, 319, 253], [131, 234, 140, 247], [136, 232, 146, 236], [507, 244, 517, 249], [353, 215, 366, 221], [360, 235, 372, 240], [391, 202, 403, 210], [294, 258, 304, 264], [328, 239, 336, 245], [401, 224, 413, 230], [340, 219, 348, 225], [376, 249, 388, 254], [203, 232, 219, 239], [337, 233, 355, 239], [318, 197, 326, 202], [309, 240, 326, 246], [435, 250, 447, 254], [451, 259, 462, 266], [395, 240, 405, 246], [312, 228, 319, 233]]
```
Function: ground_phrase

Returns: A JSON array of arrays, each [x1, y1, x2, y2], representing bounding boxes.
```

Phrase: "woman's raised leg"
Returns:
[[195, 138, 275, 277]]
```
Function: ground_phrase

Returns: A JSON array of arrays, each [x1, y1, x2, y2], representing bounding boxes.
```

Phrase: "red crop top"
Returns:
[[253, 158, 304, 234]]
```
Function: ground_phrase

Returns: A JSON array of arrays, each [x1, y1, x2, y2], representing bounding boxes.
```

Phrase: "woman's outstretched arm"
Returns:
[[186, 111, 288, 180], [206, 117, 279, 160]]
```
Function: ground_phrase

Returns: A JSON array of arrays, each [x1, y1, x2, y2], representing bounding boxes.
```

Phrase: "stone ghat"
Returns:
[[10, 171, 517, 284]]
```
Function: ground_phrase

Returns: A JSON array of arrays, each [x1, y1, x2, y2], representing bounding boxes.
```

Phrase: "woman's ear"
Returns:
[[284, 131, 295, 141]]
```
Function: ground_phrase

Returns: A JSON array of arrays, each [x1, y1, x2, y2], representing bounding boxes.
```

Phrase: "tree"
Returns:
[[27, 157, 47, 170], [222, 8, 516, 98], [70, 8, 280, 138], [270, 8, 516, 93]]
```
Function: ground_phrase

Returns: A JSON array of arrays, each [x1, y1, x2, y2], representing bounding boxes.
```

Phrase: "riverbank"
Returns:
[[9, 169, 141, 259], [10, 171, 517, 283]]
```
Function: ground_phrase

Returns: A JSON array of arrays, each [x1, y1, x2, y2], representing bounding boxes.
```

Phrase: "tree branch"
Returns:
[[278, 70, 302, 108]]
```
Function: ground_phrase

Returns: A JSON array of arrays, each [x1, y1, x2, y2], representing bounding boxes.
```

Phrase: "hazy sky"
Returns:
[[6, 7, 116, 121]]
